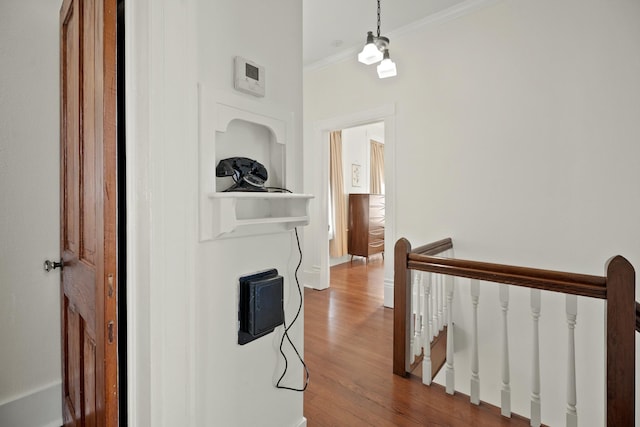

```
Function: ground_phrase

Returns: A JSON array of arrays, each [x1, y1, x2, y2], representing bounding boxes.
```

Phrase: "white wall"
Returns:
[[127, 0, 305, 425], [194, 1, 305, 425], [125, 0, 307, 423], [342, 126, 370, 194], [341, 122, 384, 195], [304, 0, 640, 425], [0, 1, 62, 426]]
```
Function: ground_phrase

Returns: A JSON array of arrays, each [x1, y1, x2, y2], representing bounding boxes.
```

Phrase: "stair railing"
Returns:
[[393, 237, 635, 427]]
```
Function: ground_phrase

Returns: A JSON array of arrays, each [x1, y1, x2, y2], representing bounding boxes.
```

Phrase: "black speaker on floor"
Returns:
[[238, 269, 284, 345]]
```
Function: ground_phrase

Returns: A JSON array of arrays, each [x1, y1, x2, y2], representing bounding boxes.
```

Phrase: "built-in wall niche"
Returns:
[[215, 119, 285, 193], [198, 90, 312, 240]]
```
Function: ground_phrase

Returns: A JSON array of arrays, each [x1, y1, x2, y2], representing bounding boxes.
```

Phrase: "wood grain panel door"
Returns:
[[60, 0, 118, 425]]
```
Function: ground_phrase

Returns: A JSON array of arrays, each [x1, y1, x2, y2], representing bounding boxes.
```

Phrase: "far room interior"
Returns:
[[328, 121, 385, 268]]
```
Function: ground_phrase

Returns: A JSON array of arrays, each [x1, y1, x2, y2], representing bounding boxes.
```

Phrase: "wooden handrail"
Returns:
[[394, 237, 636, 426], [408, 253, 607, 299], [411, 238, 453, 256]]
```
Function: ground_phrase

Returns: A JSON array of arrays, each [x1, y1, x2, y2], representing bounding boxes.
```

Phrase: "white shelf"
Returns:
[[197, 89, 314, 240], [206, 192, 313, 240]]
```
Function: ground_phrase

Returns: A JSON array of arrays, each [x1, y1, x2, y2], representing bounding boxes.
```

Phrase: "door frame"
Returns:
[[123, 1, 151, 423], [308, 104, 397, 307], [124, 0, 198, 424]]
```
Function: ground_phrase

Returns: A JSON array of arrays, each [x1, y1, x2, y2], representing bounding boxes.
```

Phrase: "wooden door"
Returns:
[[60, 0, 118, 425]]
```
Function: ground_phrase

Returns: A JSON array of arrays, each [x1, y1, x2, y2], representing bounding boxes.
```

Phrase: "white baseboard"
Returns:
[[303, 265, 326, 290], [384, 278, 394, 308], [0, 382, 62, 427], [329, 255, 350, 266], [296, 416, 308, 427]]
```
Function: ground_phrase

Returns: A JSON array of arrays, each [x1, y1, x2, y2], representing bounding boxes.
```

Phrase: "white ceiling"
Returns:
[[303, 0, 469, 67]]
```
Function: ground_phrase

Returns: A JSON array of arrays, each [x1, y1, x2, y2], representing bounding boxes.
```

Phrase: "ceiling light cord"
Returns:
[[377, 0, 381, 38]]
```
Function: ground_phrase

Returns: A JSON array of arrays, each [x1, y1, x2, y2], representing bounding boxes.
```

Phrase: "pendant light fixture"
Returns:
[[357, 0, 397, 78]]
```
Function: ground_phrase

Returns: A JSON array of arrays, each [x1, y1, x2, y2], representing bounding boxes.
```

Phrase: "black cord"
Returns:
[[265, 186, 292, 193], [224, 179, 306, 388], [275, 227, 310, 392]]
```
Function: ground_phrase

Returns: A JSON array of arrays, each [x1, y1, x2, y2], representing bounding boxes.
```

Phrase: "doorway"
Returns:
[[308, 104, 397, 307], [328, 121, 385, 268]]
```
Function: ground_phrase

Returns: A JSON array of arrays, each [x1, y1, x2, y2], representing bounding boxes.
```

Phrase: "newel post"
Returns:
[[393, 238, 411, 376], [605, 255, 635, 427]]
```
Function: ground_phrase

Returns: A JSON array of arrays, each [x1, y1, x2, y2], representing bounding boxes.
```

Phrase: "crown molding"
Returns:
[[304, 0, 503, 72], [304, 47, 361, 73], [388, 0, 503, 40]]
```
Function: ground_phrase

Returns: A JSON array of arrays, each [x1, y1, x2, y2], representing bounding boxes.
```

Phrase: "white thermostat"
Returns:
[[234, 56, 265, 97]]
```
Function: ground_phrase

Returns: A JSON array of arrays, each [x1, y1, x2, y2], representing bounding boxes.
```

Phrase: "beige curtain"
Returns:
[[329, 131, 348, 257], [370, 140, 385, 194]]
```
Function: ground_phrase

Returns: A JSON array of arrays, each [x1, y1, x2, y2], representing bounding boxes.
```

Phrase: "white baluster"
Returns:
[[438, 274, 444, 332], [418, 273, 426, 351], [442, 274, 448, 331], [410, 271, 417, 361], [433, 274, 439, 336], [429, 273, 436, 341], [531, 289, 541, 427], [413, 272, 422, 357], [500, 284, 511, 417], [566, 295, 578, 427], [431, 274, 437, 334], [445, 275, 455, 395], [470, 279, 480, 405], [422, 272, 432, 385]]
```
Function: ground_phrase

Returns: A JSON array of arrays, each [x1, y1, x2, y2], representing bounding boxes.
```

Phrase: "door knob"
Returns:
[[44, 259, 64, 272]]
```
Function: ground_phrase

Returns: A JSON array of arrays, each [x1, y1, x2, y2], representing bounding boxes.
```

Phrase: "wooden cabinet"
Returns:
[[348, 194, 385, 261]]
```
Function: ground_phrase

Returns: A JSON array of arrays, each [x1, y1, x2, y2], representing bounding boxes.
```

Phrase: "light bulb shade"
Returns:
[[377, 50, 397, 78], [358, 32, 383, 65]]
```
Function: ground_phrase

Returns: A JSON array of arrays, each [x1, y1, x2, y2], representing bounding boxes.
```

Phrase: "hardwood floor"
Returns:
[[304, 258, 532, 427]]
